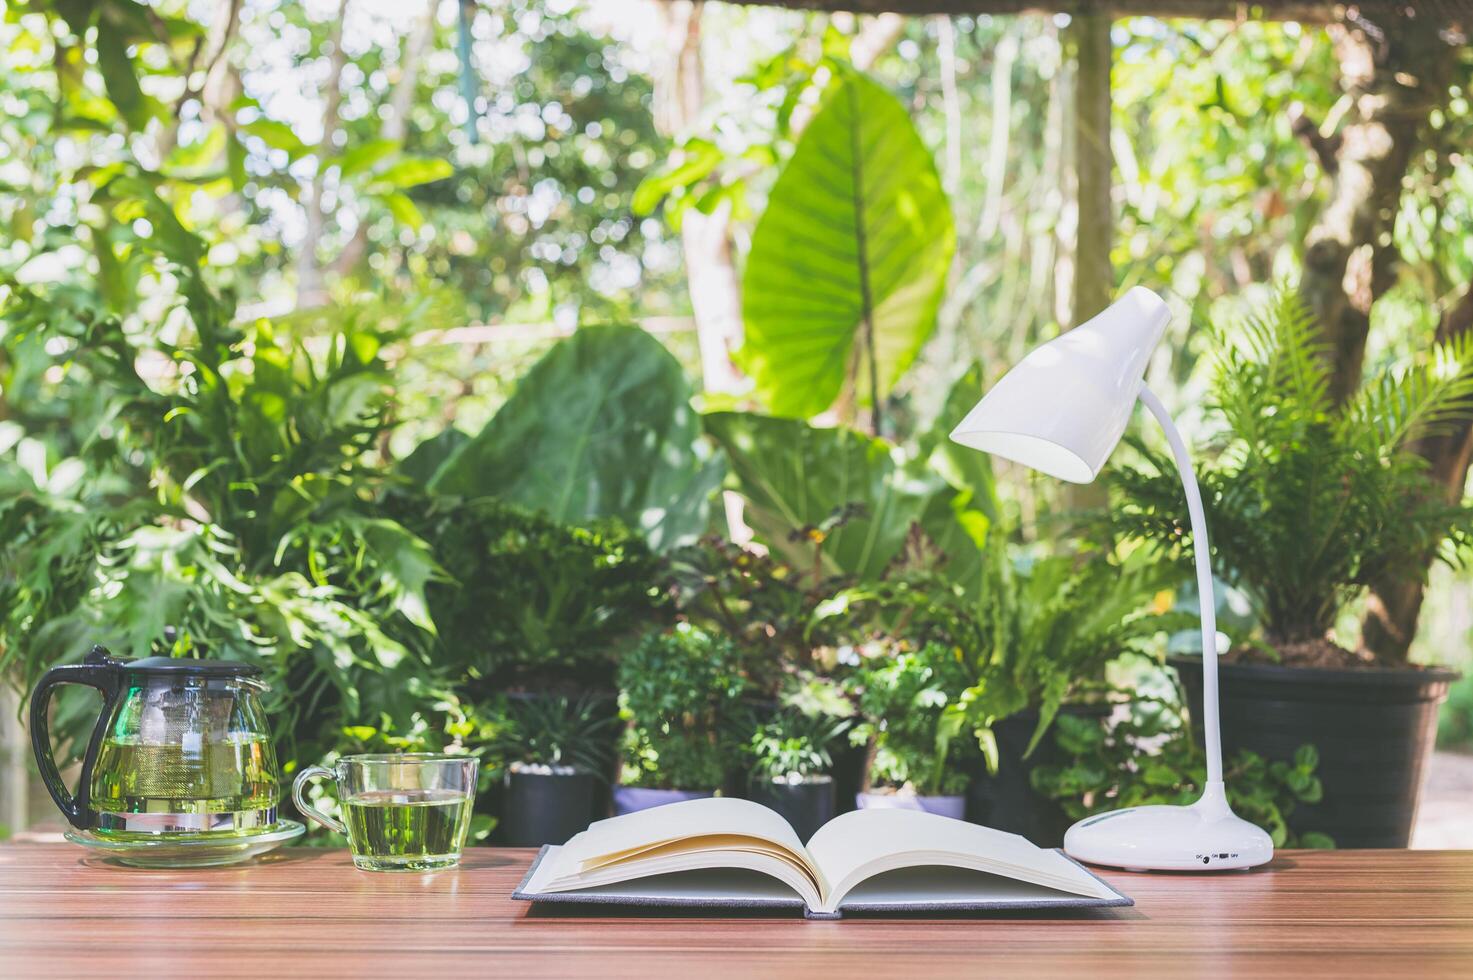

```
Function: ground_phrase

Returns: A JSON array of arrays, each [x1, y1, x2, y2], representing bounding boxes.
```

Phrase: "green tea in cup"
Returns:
[[294, 754, 478, 871]]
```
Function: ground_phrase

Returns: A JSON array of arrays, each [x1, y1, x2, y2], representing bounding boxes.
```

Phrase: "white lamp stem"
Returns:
[[1138, 386, 1224, 785]]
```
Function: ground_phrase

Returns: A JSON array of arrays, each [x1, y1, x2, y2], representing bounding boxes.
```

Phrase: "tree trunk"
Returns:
[[1066, 9, 1113, 327], [333, 2, 437, 279], [1300, 14, 1452, 406], [936, 16, 962, 196], [652, 1, 746, 395], [297, 1, 349, 310], [849, 12, 905, 70], [1362, 284, 1473, 663], [1061, 11, 1112, 514], [153, 0, 241, 162]]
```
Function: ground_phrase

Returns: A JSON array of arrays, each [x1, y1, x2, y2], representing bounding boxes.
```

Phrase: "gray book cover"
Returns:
[[511, 845, 1133, 919]]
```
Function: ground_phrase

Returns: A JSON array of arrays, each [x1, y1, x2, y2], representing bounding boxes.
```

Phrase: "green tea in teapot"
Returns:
[[91, 734, 278, 835], [340, 788, 474, 871]]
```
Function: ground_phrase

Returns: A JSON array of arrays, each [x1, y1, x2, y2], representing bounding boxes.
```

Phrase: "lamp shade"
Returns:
[[949, 286, 1171, 482]]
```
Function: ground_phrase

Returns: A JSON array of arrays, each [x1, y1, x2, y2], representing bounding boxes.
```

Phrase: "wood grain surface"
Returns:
[[2, 844, 1470, 978]]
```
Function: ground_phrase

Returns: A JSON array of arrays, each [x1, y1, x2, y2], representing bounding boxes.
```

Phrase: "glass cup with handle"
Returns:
[[293, 753, 478, 872]]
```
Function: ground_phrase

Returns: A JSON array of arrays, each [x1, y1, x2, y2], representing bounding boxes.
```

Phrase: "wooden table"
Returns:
[[2, 845, 1470, 978]]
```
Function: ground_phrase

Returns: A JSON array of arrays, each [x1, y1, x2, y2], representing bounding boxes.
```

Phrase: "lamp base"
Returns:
[[1062, 781, 1273, 872]]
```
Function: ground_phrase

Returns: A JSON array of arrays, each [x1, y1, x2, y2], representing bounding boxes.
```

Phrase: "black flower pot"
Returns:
[[747, 776, 836, 841], [828, 739, 870, 816], [496, 765, 597, 847], [965, 703, 1112, 847], [1172, 656, 1459, 848]]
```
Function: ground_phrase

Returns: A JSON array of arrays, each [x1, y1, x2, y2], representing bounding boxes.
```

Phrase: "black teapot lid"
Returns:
[[85, 644, 262, 678], [120, 656, 262, 677]]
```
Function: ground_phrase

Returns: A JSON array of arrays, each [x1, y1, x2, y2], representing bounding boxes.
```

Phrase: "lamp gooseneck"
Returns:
[[1138, 385, 1222, 786]]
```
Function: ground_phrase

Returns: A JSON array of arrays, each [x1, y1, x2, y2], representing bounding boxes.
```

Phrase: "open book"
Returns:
[[512, 798, 1131, 918]]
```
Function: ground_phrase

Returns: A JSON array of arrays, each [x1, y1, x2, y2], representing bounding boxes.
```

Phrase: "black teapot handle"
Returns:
[[28, 646, 124, 830]]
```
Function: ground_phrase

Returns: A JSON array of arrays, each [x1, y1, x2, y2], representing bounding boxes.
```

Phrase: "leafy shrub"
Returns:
[[943, 549, 1192, 772], [1031, 705, 1333, 849], [618, 625, 750, 790], [743, 710, 849, 783], [1110, 288, 1473, 665], [849, 641, 977, 797], [496, 693, 620, 776], [0, 272, 447, 771], [426, 325, 722, 552], [406, 497, 668, 692]]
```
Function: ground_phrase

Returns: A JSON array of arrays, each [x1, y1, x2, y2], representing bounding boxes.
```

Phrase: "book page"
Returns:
[[837, 866, 1112, 908], [529, 865, 807, 906], [524, 843, 825, 909], [557, 797, 810, 873], [805, 809, 1118, 912]]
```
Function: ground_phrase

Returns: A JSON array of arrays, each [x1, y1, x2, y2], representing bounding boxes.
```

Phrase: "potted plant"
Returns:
[[614, 624, 749, 814], [945, 548, 1190, 844], [1030, 698, 1334, 849], [742, 709, 848, 840], [1111, 289, 1470, 847], [849, 641, 976, 817], [495, 693, 618, 847]]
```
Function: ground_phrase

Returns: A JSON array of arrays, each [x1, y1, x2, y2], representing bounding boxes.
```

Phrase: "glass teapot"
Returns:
[[29, 644, 281, 838]]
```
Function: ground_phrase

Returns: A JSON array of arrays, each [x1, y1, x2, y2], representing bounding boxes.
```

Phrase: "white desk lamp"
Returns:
[[950, 286, 1273, 872]]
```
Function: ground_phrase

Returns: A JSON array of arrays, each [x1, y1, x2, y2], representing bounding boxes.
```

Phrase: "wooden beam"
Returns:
[[705, 1, 1468, 26], [1068, 9, 1113, 326]]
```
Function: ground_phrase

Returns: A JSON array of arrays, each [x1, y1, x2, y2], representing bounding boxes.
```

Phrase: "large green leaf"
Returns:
[[373, 157, 454, 190], [429, 326, 721, 551], [924, 363, 999, 525], [705, 411, 981, 584], [95, 28, 152, 131], [399, 428, 469, 487], [740, 67, 955, 418], [336, 139, 399, 179]]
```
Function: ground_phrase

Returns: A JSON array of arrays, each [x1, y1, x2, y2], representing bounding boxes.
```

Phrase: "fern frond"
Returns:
[[1342, 330, 1473, 449], [1269, 287, 1331, 411], [1209, 287, 1330, 456]]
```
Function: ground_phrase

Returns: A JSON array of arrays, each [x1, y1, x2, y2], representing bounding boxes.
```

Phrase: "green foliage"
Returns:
[[430, 326, 723, 552], [618, 625, 750, 790], [497, 693, 620, 776], [703, 412, 983, 586], [380, 0, 677, 323], [1110, 288, 1473, 658], [0, 291, 446, 770], [944, 549, 1193, 773], [1031, 706, 1334, 850], [1438, 672, 1473, 750], [1108, 22, 1338, 326], [849, 641, 976, 797], [406, 497, 667, 691], [740, 65, 955, 421], [0, 3, 566, 790], [666, 535, 825, 672], [743, 709, 849, 782]]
